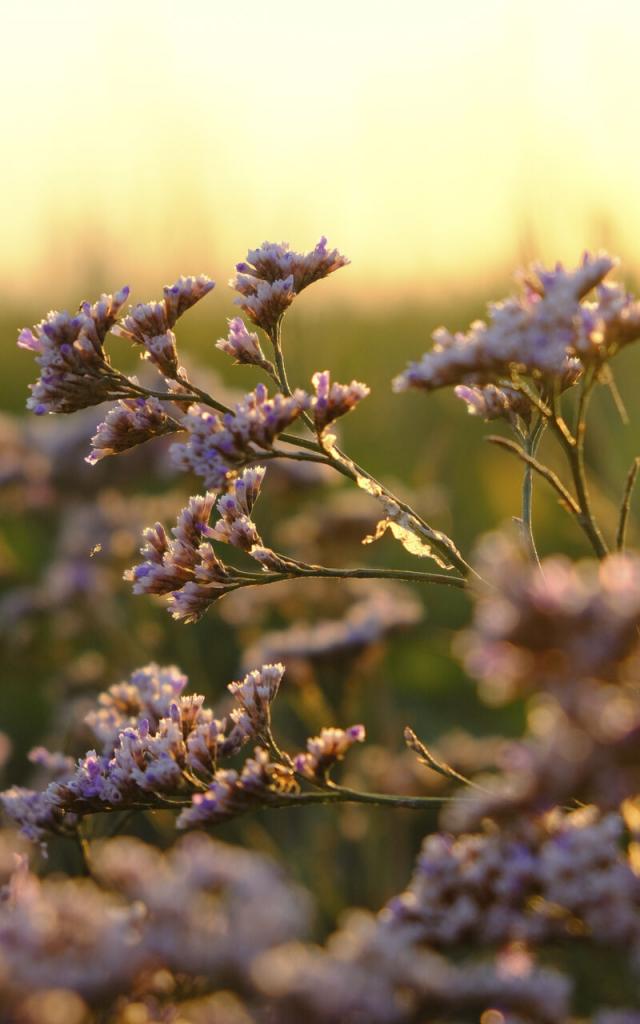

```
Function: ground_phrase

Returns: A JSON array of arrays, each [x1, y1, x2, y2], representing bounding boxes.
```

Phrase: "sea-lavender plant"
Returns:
[[6, 240, 640, 1021]]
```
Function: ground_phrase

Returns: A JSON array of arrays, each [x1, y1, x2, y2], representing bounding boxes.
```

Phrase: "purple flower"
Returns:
[[393, 252, 640, 396], [170, 385, 310, 490], [17, 287, 129, 415], [86, 396, 181, 464], [113, 274, 214, 376], [311, 370, 370, 434], [216, 317, 271, 369], [294, 724, 365, 782], [230, 238, 349, 333]]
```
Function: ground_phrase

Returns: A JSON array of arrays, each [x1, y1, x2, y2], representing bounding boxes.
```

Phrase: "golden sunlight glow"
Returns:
[[3, 0, 640, 303]]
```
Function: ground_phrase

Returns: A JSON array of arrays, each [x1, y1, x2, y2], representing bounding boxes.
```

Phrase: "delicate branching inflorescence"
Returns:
[[10, 241, 640, 1021], [169, 385, 311, 489], [1, 661, 381, 843]]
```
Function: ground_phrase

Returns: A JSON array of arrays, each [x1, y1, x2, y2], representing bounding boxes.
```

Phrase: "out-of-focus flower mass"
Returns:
[[394, 253, 640, 402]]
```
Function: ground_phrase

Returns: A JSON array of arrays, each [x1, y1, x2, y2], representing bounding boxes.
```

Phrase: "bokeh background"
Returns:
[[2, 0, 640, 931]]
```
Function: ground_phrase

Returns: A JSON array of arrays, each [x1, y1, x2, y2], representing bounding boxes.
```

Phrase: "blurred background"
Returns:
[[2, 0, 640, 930]]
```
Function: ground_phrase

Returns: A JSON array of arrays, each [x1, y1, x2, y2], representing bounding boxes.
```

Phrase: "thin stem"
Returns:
[[520, 419, 545, 566], [272, 326, 292, 397], [404, 726, 492, 794], [262, 448, 336, 469], [509, 375, 553, 421], [307, 783, 472, 810], [79, 787, 472, 821], [74, 826, 94, 877], [486, 436, 580, 516], [175, 373, 234, 415], [553, 384, 609, 559], [246, 565, 467, 589], [122, 382, 204, 405], [264, 719, 294, 769], [616, 456, 640, 552], [271, 318, 318, 436]]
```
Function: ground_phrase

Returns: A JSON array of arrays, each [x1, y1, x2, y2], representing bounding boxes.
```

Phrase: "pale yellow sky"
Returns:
[[3, 0, 640, 305]]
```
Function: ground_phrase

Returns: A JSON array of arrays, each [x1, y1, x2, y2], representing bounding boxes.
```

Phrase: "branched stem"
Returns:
[[80, 787, 473, 821], [268, 321, 476, 579], [124, 331, 476, 579], [486, 436, 580, 516], [552, 384, 608, 559]]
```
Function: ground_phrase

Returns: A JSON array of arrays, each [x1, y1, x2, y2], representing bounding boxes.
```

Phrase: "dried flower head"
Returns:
[[176, 748, 296, 829], [230, 238, 349, 333], [113, 274, 214, 376], [86, 396, 181, 464], [216, 316, 272, 369], [294, 725, 366, 782], [209, 465, 266, 551], [234, 237, 349, 294], [227, 663, 284, 734], [18, 287, 130, 414], [454, 383, 533, 426], [311, 370, 370, 434]]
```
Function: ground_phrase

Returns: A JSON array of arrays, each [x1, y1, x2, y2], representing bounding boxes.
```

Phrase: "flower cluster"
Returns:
[[311, 369, 370, 435], [125, 469, 294, 622], [18, 273, 216, 421], [113, 274, 214, 376], [386, 806, 640, 953], [231, 237, 349, 332], [255, 923, 571, 1023], [18, 288, 130, 414], [12, 240, 640, 1022], [294, 724, 366, 782], [170, 384, 310, 489], [0, 832, 309, 1018], [393, 252, 640, 396], [2, 825, 611, 1023], [86, 395, 181, 464], [0, 661, 288, 843], [215, 315, 272, 370], [124, 492, 234, 622], [461, 531, 640, 701], [433, 533, 640, 823]]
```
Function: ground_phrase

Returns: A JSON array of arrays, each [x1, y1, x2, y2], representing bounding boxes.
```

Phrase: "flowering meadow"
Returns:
[[1, 241, 640, 1022]]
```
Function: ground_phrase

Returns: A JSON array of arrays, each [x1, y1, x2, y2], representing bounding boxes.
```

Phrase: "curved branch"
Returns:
[[485, 435, 580, 515], [616, 456, 640, 552]]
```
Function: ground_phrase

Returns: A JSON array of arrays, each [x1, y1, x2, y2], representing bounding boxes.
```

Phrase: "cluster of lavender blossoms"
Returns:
[[393, 253, 640, 397], [7, 241, 640, 1021], [1, 660, 371, 842]]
